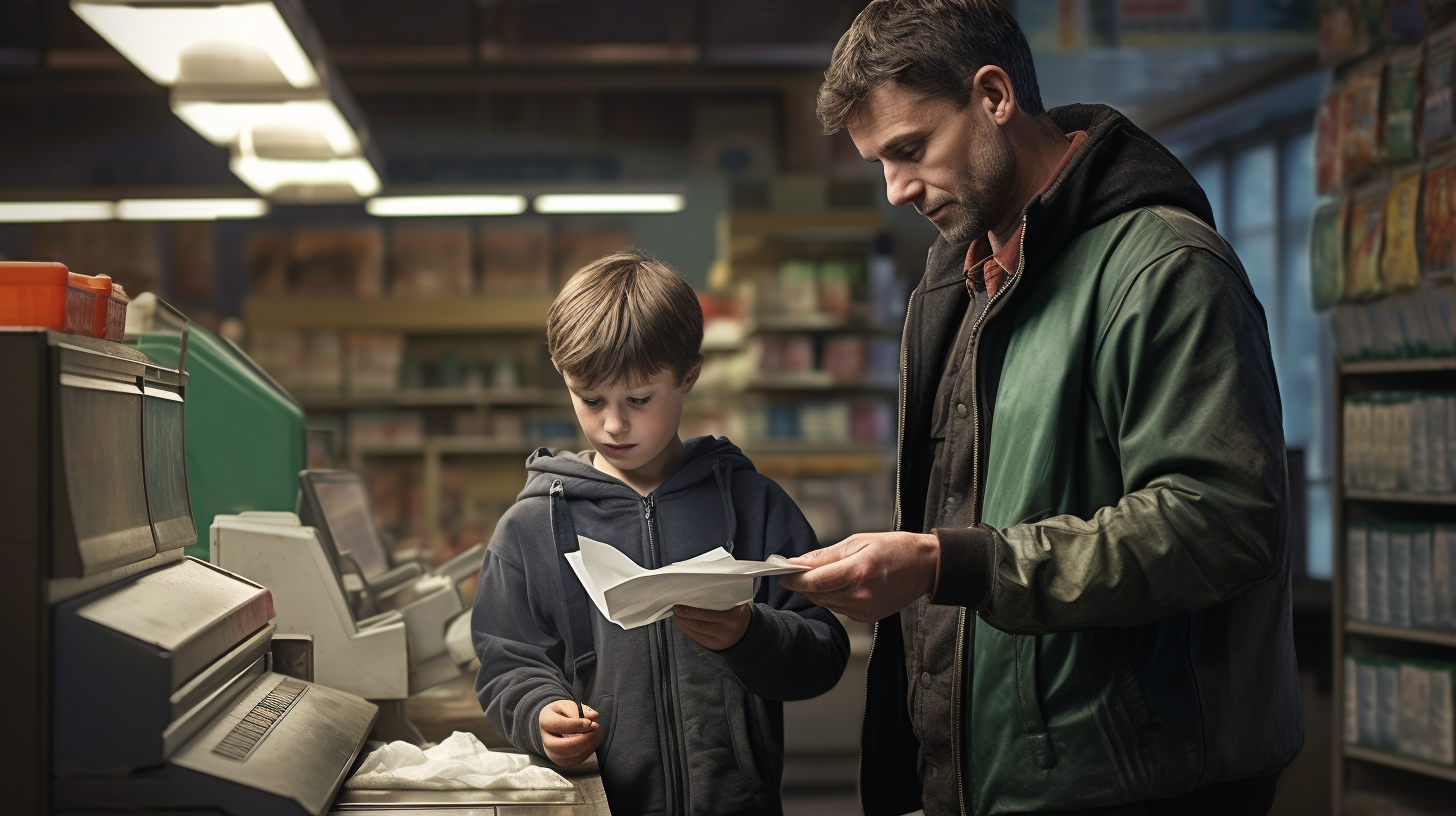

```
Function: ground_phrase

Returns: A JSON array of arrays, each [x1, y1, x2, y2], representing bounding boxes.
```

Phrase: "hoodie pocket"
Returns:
[[1015, 635, 1056, 770], [591, 694, 618, 764], [721, 677, 774, 812]]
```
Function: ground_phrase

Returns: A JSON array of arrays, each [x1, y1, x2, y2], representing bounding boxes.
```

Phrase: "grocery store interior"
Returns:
[[8, 0, 1456, 814]]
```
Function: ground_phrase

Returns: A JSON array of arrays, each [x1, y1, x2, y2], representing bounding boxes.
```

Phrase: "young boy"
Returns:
[[471, 250, 849, 816]]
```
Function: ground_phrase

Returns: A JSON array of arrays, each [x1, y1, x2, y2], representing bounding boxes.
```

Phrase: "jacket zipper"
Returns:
[[953, 216, 1029, 816], [644, 495, 686, 816]]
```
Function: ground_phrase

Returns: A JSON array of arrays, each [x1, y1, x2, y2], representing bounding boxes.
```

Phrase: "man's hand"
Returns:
[[779, 531, 940, 622], [539, 699, 600, 767], [673, 603, 752, 650]]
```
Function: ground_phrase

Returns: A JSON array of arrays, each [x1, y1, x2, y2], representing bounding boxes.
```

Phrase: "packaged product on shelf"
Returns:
[[171, 221, 216, 299], [1384, 47, 1422, 163], [1430, 395, 1452, 492], [1357, 657, 1380, 745], [348, 411, 424, 449], [389, 225, 473, 298], [292, 226, 385, 298], [1431, 662, 1456, 763], [1347, 186, 1388, 299], [1428, 24, 1456, 149], [1319, 0, 1367, 65], [1382, 173, 1423, 291], [1413, 525, 1438, 628], [1411, 394, 1431, 490], [246, 230, 291, 296], [822, 336, 867, 383], [344, 331, 404, 394], [1349, 523, 1372, 621], [1316, 85, 1345, 194], [480, 223, 552, 296], [818, 258, 859, 324], [1437, 525, 1456, 628], [778, 260, 820, 315], [1424, 154, 1456, 277], [1390, 525, 1414, 627], [1389, 0, 1427, 41], [1344, 657, 1359, 746], [1398, 663, 1433, 759], [1341, 59, 1385, 181], [1310, 200, 1347, 309], [1378, 659, 1402, 750], [1370, 524, 1392, 624]]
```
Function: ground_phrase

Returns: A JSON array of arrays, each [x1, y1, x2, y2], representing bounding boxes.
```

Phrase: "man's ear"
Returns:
[[970, 65, 1017, 127]]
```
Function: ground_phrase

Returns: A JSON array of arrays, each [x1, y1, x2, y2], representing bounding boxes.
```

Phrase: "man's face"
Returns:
[[848, 81, 1016, 244]]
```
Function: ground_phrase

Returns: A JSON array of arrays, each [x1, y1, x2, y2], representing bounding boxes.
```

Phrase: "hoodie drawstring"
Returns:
[[711, 459, 737, 554], [549, 479, 595, 710]]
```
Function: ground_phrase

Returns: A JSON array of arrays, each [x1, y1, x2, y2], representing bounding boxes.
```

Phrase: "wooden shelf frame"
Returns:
[[297, 387, 571, 411], [1332, 355, 1456, 808], [244, 294, 554, 332]]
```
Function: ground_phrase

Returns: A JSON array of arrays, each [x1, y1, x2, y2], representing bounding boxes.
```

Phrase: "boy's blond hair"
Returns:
[[547, 249, 703, 388]]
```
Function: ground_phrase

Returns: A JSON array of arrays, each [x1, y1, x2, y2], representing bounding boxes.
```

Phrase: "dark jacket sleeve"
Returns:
[[718, 476, 850, 700], [941, 245, 1287, 632], [471, 501, 573, 756]]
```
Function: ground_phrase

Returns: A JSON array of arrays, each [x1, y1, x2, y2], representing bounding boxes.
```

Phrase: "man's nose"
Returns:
[[883, 163, 922, 209]]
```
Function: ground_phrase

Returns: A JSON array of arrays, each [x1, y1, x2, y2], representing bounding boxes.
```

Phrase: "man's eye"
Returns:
[[900, 144, 921, 160]]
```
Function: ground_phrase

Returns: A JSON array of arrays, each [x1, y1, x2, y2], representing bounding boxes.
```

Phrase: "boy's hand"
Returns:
[[539, 700, 600, 767], [673, 603, 752, 650]]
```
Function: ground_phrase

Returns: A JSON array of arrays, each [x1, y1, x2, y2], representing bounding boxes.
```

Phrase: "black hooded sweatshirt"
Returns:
[[472, 436, 849, 816]]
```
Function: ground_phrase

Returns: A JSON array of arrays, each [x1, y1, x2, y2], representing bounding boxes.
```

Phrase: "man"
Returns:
[[779, 1, 1304, 815]]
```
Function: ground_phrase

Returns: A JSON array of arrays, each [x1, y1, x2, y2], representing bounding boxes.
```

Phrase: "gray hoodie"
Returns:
[[472, 436, 849, 816]]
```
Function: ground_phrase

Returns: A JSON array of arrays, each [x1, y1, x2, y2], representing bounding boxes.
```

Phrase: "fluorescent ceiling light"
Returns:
[[0, 202, 115, 222], [116, 198, 268, 220], [173, 98, 359, 154], [533, 193, 686, 214], [71, 1, 318, 88], [231, 154, 381, 198], [366, 195, 528, 217]]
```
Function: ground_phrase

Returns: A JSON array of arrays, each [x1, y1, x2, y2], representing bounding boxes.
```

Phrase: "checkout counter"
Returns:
[[2, 311, 608, 814]]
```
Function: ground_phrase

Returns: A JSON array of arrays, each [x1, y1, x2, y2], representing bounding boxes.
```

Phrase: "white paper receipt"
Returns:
[[564, 535, 810, 630]]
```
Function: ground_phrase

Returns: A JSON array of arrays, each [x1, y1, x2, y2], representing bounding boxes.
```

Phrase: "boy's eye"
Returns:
[[627, 396, 651, 406], [580, 397, 602, 407]]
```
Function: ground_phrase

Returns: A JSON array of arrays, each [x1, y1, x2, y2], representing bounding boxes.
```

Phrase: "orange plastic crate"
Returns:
[[106, 283, 129, 342], [0, 261, 71, 331]]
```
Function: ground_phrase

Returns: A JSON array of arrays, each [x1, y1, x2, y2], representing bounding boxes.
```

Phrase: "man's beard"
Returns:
[[927, 123, 1017, 246]]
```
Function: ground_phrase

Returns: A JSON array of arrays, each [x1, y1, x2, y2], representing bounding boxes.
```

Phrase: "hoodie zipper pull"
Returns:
[[642, 494, 654, 520]]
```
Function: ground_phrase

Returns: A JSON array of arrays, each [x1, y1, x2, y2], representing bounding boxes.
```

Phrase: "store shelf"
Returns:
[[1340, 357, 1456, 375], [746, 315, 901, 334], [244, 295, 553, 332], [1343, 489, 1456, 505], [749, 451, 888, 477], [710, 209, 885, 288], [743, 373, 897, 392], [433, 436, 582, 455], [351, 441, 428, 456], [1344, 745, 1456, 783], [297, 388, 570, 411], [1345, 621, 1456, 647], [740, 440, 889, 456]]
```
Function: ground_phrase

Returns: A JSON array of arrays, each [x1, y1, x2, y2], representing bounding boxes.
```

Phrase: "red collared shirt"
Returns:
[[964, 130, 1087, 299]]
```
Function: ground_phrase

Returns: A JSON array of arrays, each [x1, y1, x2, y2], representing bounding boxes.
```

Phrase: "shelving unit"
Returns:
[[1332, 356, 1456, 814]]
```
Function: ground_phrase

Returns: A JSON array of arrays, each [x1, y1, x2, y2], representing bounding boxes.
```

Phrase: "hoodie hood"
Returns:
[[925, 104, 1215, 287]]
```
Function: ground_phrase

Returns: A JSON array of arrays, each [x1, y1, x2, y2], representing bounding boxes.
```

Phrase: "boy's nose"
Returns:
[[602, 412, 628, 434]]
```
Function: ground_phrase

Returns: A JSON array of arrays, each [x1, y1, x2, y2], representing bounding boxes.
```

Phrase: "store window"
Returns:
[[1189, 125, 1333, 580]]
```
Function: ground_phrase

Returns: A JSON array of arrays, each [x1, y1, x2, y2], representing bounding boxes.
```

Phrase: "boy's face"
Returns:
[[562, 362, 702, 490]]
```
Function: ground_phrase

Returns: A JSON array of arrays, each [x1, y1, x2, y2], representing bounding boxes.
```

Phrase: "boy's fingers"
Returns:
[[672, 604, 744, 622]]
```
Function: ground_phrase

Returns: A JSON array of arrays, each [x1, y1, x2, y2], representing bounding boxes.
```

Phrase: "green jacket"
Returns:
[[861, 105, 1304, 815]]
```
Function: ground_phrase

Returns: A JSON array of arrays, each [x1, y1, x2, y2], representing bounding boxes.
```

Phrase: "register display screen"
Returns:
[[310, 479, 391, 581]]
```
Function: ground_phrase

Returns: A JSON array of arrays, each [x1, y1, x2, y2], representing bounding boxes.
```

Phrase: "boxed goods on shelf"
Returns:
[[1346, 522, 1456, 631], [1342, 392, 1456, 492], [1344, 653, 1456, 765]]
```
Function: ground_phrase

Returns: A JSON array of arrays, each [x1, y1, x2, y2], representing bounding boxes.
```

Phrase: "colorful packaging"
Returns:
[[1428, 24, 1456, 149], [1384, 47, 1423, 163], [1349, 187, 1389, 298], [1317, 85, 1345, 194], [1425, 153, 1456, 277], [1342, 59, 1386, 181], [1383, 173, 1423, 291], [1311, 200, 1348, 308]]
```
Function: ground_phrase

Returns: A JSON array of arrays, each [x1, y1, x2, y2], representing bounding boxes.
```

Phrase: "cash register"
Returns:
[[1, 327, 377, 815]]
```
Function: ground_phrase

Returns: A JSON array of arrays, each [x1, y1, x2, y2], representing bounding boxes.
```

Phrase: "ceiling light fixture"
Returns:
[[70, 1, 321, 88], [365, 195, 529, 217], [532, 193, 686, 214], [0, 202, 116, 222], [116, 198, 268, 220]]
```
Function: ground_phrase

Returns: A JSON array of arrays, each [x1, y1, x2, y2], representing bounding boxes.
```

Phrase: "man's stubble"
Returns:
[[935, 117, 1017, 247]]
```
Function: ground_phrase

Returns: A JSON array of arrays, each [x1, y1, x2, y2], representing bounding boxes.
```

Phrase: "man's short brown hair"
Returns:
[[817, 0, 1044, 135], [547, 249, 703, 389]]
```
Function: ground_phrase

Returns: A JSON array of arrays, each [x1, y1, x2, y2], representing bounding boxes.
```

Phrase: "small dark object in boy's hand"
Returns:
[[539, 699, 600, 767], [672, 603, 752, 650]]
